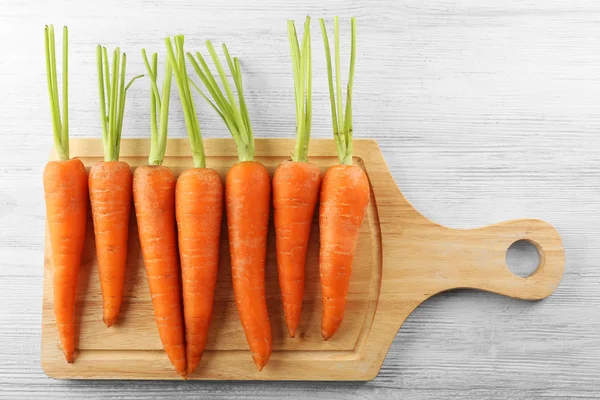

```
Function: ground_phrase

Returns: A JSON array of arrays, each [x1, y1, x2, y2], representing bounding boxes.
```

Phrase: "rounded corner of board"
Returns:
[[40, 358, 60, 380]]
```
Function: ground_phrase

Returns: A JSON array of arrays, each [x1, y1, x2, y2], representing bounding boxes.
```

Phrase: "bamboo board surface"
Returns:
[[41, 138, 565, 380]]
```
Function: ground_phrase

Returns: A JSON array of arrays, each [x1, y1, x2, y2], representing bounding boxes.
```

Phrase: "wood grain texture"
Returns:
[[40, 139, 564, 380], [1, 0, 599, 397]]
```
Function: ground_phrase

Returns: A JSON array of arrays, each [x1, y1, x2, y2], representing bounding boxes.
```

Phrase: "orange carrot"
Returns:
[[176, 169, 222, 374], [319, 165, 369, 339], [43, 25, 88, 363], [44, 159, 88, 363], [273, 162, 320, 337], [188, 41, 272, 370], [90, 46, 141, 327], [133, 165, 186, 377], [226, 161, 271, 369], [89, 162, 131, 327], [318, 17, 370, 340], [135, 50, 187, 378], [273, 17, 321, 338], [166, 35, 224, 375]]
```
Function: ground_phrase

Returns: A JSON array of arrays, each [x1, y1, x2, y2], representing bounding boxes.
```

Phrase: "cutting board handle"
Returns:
[[439, 218, 565, 300]]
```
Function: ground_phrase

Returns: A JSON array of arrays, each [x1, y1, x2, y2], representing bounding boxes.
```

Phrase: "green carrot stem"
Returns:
[[103, 47, 111, 107], [224, 46, 253, 149], [44, 25, 68, 161], [188, 42, 254, 162], [49, 26, 61, 138], [191, 52, 232, 116], [342, 86, 353, 165], [96, 46, 108, 152], [188, 77, 225, 121], [320, 17, 356, 165], [61, 26, 69, 154], [231, 56, 254, 157], [165, 35, 206, 168], [288, 22, 301, 123], [142, 50, 172, 165], [156, 60, 172, 164], [107, 49, 119, 160], [319, 19, 342, 160], [206, 42, 238, 112], [149, 54, 159, 161], [141, 49, 162, 111], [97, 47, 142, 161], [115, 53, 127, 157], [205, 42, 249, 149], [288, 16, 312, 162], [304, 18, 313, 159]]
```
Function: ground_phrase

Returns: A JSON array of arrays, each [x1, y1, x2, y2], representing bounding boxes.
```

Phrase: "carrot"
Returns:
[[43, 25, 88, 363], [90, 46, 142, 327], [165, 35, 224, 375], [272, 17, 321, 338], [318, 17, 370, 340], [188, 41, 272, 370], [134, 51, 187, 378]]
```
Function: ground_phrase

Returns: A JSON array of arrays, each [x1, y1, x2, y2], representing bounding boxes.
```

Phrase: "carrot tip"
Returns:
[[187, 363, 198, 376], [103, 318, 115, 328], [252, 356, 269, 371], [321, 329, 332, 341], [286, 324, 297, 338], [64, 352, 74, 363]]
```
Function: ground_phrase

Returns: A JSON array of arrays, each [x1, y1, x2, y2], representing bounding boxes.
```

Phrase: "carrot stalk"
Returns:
[[273, 16, 321, 338], [134, 51, 187, 378], [318, 17, 370, 340], [43, 25, 88, 363], [165, 36, 205, 168], [190, 41, 272, 370], [166, 35, 223, 376], [90, 46, 140, 327], [187, 45, 253, 161]]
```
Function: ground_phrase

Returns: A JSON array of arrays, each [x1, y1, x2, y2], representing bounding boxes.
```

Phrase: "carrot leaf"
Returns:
[[319, 16, 356, 165], [44, 25, 68, 160], [61, 26, 69, 156], [288, 16, 312, 162], [188, 41, 254, 162], [97, 47, 142, 161], [142, 50, 173, 165], [165, 35, 206, 168]]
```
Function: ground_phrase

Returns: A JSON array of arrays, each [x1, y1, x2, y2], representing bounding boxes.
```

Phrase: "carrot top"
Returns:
[[288, 16, 312, 163], [97, 46, 143, 162], [187, 42, 254, 162], [165, 35, 206, 168], [319, 17, 357, 165], [44, 25, 69, 161], [141, 49, 173, 165]]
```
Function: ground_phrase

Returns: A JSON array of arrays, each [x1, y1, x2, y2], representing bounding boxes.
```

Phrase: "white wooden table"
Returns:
[[1, 0, 598, 398]]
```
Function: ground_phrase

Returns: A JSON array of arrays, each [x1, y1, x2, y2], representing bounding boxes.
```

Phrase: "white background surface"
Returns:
[[1, 0, 599, 398]]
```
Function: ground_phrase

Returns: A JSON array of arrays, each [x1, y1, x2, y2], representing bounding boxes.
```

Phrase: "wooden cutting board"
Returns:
[[41, 138, 565, 380]]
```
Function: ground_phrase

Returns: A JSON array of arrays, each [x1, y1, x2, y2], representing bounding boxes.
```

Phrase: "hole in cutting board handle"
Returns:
[[506, 239, 540, 278]]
